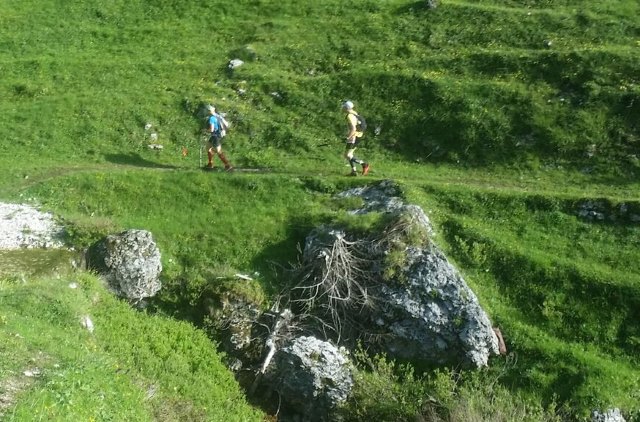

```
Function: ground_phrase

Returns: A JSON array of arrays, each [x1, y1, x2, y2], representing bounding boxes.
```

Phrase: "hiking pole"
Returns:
[[199, 131, 206, 169], [315, 137, 335, 148]]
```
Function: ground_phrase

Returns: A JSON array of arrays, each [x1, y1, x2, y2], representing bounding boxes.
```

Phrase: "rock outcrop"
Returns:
[[227, 181, 502, 419], [592, 408, 626, 422], [304, 180, 500, 367], [375, 244, 499, 367], [266, 336, 353, 421], [0, 203, 65, 250], [86, 229, 162, 300]]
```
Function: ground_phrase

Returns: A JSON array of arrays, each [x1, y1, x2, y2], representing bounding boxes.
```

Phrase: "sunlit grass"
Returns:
[[1, 0, 639, 419]]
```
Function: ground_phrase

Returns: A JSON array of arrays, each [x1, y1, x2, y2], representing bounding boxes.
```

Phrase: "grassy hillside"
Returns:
[[0, 274, 262, 421], [1, 0, 639, 420]]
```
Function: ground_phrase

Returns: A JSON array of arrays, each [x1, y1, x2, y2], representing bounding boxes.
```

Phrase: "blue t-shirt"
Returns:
[[208, 115, 221, 133]]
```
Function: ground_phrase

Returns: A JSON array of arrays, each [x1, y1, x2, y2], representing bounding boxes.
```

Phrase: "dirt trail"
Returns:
[[0, 373, 36, 418], [3, 162, 639, 204]]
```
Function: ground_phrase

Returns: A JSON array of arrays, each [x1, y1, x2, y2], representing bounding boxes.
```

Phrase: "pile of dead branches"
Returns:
[[288, 229, 381, 342]]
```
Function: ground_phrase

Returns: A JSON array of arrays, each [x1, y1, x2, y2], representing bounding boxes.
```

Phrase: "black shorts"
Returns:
[[208, 134, 222, 148], [345, 140, 361, 151]]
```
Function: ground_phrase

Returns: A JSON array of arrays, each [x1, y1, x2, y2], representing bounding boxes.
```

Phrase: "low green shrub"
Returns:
[[343, 349, 561, 422], [0, 274, 263, 421]]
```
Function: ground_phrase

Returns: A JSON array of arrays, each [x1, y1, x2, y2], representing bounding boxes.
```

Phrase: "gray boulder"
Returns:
[[267, 336, 353, 421], [86, 229, 162, 300], [228, 58, 244, 70], [336, 179, 405, 215], [577, 200, 606, 221], [376, 245, 499, 367], [332, 180, 499, 367], [203, 289, 264, 368], [592, 409, 626, 422]]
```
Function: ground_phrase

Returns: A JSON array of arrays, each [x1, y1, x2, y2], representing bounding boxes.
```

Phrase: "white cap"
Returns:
[[207, 104, 216, 112], [342, 100, 354, 110]]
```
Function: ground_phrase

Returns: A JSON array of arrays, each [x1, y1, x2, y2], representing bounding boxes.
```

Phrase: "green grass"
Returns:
[[413, 184, 640, 415], [1, 0, 639, 420], [0, 274, 262, 421]]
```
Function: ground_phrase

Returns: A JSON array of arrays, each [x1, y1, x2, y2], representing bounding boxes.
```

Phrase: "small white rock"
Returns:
[[228, 59, 244, 70], [23, 369, 41, 377], [81, 315, 94, 333]]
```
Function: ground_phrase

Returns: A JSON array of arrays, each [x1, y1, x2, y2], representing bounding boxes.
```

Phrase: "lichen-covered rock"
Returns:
[[320, 180, 499, 367], [203, 289, 264, 368], [86, 229, 162, 300], [425, 0, 439, 9], [0, 203, 65, 250], [592, 408, 626, 422], [335, 179, 405, 215], [267, 336, 353, 421], [376, 245, 499, 367]]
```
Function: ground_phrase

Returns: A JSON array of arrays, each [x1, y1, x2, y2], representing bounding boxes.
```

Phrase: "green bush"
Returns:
[[343, 350, 561, 422]]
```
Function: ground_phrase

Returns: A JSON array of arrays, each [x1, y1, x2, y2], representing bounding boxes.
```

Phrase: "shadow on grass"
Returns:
[[440, 217, 640, 358], [104, 153, 178, 169], [499, 347, 592, 410], [249, 213, 336, 297], [394, 1, 437, 15], [145, 212, 330, 324]]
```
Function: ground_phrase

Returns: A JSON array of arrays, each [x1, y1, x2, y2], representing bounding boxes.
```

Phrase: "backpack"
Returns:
[[216, 114, 230, 138], [209, 113, 230, 138], [355, 113, 367, 133]]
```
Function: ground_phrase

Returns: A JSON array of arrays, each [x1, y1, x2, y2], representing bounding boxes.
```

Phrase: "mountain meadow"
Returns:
[[1, 0, 639, 421]]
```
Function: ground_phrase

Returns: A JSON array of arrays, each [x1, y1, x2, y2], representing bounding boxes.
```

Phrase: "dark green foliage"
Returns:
[[343, 349, 562, 422], [342, 351, 433, 421]]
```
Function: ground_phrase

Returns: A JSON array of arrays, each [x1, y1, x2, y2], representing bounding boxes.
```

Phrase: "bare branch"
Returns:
[[287, 229, 380, 343]]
